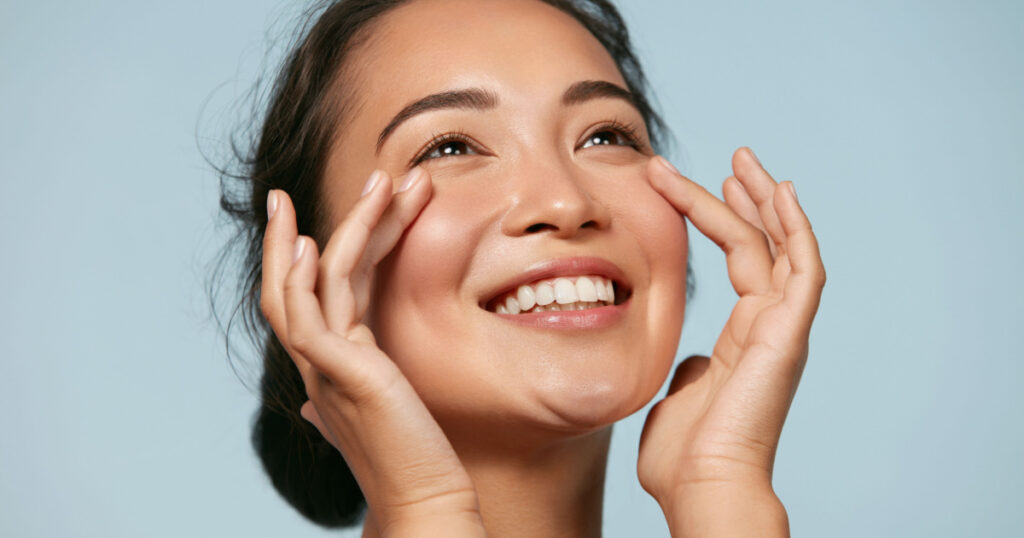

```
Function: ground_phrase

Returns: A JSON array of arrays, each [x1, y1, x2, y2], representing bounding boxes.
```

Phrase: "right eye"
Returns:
[[412, 133, 480, 165]]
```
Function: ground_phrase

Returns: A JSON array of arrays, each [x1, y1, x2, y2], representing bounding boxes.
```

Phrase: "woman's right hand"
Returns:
[[261, 168, 487, 537]]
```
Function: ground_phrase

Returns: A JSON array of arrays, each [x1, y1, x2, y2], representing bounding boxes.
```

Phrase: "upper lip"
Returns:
[[479, 256, 631, 309]]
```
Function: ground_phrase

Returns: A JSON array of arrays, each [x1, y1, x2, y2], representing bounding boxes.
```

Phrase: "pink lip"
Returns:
[[481, 256, 630, 309], [493, 300, 630, 330]]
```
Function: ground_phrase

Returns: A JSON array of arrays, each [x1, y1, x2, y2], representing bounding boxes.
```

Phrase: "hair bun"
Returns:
[[252, 391, 366, 528]]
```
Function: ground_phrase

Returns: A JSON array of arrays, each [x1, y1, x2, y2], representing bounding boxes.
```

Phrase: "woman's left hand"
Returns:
[[637, 148, 825, 536]]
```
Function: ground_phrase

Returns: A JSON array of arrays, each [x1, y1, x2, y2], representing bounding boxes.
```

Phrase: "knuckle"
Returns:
[[282, 276, 304, 294], [288, 329, 318, 355]]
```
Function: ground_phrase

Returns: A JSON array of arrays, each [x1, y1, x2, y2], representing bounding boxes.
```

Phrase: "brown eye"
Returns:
[[583, 130, 626, 148], [579, 124, 642, 151], [412, 133, 481, 166], [428, 140, 472, 158]]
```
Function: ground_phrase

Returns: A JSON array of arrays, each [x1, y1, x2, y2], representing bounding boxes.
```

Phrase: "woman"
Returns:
[[218, 0, 825, 535]]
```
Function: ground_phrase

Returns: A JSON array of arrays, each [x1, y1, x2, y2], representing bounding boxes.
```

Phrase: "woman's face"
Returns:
[[322, 0, 688, 437]]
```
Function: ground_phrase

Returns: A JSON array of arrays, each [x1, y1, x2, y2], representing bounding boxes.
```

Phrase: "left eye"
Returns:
[[581, 129, 635, 149], [416, 139, 477, 164]]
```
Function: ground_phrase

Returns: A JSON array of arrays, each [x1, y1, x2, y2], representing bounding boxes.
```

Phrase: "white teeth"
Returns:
[[535, 282, 555, 306], [576, 276, 597, 302], [490, 275, 621, 314], [516, 285, 536, 311], [553, 278, 578, 304], [506, 296, 521, 314]]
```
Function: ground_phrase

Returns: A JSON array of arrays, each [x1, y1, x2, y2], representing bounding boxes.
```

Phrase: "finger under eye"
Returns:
[[316, 170, 400, 331], [360, 168, 432, 268], [732, 148, 788, 255], [648, 157, 773, 296]]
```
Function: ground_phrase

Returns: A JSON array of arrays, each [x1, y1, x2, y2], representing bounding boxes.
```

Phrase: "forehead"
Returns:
[[347, 0, 626, 119]]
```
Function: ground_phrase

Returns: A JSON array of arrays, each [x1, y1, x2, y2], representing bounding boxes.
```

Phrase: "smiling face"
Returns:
[[321, 0, 688, 440]]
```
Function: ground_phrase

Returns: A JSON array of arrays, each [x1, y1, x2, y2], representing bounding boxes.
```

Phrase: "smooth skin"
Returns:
[[262, 152, 823, 538], [259, 0, 824, 535]]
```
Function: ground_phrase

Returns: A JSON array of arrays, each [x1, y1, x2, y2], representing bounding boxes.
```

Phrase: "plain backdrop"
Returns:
[[2, 0, 1021, 536]]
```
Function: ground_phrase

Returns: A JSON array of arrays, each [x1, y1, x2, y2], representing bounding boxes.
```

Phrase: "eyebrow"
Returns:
[[375, 80, 639, 154], [561, 80, 638, 108], [376, 88, 498, 153]]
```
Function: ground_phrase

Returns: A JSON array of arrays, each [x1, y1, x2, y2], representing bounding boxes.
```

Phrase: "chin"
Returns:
[[529, 362, 669, 432]]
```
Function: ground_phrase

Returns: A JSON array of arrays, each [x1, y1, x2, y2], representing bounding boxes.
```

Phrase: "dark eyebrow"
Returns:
[[374, 81, 638, 154], [376, 88, 498, 153], [561, 80, 638, 109]]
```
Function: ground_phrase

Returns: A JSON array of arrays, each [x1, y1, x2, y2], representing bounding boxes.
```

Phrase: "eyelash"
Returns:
[[408, 120, 648, 167], [410, 130, 478, 167]]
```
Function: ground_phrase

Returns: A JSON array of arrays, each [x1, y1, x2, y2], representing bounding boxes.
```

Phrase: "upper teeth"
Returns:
[[493, 275, 616, 314]]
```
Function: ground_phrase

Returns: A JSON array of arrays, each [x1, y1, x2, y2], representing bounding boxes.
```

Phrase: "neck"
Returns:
[[362, 425, 612, 538]]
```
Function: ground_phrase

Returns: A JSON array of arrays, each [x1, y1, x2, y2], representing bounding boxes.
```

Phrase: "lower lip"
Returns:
[[491, 300, 629, 329]]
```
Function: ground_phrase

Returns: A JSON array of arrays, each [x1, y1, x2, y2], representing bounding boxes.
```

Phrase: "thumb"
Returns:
[[300, 400, 334, 444]]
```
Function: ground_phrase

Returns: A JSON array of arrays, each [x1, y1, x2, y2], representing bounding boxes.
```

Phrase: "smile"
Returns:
[[487, 275, 618, 314], [480, 257, 633, 324]]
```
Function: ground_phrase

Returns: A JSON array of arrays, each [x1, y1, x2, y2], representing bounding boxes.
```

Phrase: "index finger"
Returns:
[[648, 156, 773, 297]]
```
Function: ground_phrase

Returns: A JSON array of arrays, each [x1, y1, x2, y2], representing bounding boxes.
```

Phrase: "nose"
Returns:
[[500, 158, 611, 239]]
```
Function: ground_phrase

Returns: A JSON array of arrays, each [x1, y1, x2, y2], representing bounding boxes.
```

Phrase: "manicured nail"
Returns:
[[361, 171, 383, 197], [747, 147, 763, 167], [267, 190, 279, 220], [787, 182, 799, 202], [398, 167, 424, 193], [292, 237, 307, 263], [655, 156, 680, 175]]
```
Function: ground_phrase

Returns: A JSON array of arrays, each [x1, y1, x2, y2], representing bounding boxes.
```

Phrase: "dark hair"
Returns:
[[214, 0, 678, 528]]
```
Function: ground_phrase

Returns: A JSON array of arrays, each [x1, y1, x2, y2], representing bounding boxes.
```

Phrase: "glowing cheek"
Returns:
[[615, 184, 689, 277], [384, 195, 486, 308]]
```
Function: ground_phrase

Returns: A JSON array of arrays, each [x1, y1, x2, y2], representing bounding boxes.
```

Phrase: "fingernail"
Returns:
[[267, 190, 278, 220], [361, 171, 383, 197], [292, 237, 307, 263], [655, 156, 680, 175], [398, 167, 424, 193], [747, 147, 763, 167], [787, 182, 799, 202]]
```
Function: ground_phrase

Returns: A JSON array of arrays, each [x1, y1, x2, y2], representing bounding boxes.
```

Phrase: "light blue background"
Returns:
[[1, 1, 1021, 536]]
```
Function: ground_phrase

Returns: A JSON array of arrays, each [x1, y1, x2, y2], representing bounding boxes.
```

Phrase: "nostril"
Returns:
[[580, 220, 597, 229], [525, 223, 556, 233]]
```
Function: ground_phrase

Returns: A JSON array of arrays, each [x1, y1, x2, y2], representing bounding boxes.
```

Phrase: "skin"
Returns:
[[259, 0, 825, 536]]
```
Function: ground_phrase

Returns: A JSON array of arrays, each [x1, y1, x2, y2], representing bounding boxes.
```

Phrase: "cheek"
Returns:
[[599, 166, 689, 270], [606, 171, 690, 384], [366, 184, 490, 356]]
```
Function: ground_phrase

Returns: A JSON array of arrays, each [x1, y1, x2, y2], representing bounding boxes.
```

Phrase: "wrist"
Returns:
[[658, 481, 789, 538]]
